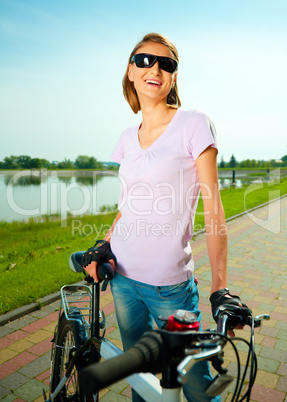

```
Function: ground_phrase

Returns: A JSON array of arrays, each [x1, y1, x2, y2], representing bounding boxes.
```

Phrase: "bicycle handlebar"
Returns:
[[80, 332, 163, 394], [69, 252, 114, 281], [80, 305, 269, 396]]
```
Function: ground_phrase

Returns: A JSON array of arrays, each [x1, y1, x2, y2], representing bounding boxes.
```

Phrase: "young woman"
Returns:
[[82, 33, 246, 402]]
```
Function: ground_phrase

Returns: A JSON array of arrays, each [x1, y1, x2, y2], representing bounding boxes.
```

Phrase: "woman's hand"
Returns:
[[81, 240, 117, 282], [84, 259, 116, 282], [210, 288, 249, 337]]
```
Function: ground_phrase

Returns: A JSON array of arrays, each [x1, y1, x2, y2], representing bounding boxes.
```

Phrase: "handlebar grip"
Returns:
[[97, 262, 114, 281], [80, 332, 163, 394]]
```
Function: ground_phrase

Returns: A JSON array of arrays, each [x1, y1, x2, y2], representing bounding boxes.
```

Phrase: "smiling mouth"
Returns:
[[145, 79, 162, 86]]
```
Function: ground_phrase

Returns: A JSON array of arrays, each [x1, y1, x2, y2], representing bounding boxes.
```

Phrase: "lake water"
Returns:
[[0, 170, 269, 223], [0, 171, 120, 223]]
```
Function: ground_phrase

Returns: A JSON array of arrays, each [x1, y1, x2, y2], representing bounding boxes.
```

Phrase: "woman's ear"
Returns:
[[128, 64, 134, 82], [173, 72, 178, 86]]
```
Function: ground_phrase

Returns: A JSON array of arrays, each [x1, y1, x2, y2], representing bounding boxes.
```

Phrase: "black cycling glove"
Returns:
[[210, 288, 249, 323], [81, 240, 117, 268]]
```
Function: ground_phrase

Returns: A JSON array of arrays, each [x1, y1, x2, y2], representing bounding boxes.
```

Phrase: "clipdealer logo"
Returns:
[[243, 168, 281, 234]]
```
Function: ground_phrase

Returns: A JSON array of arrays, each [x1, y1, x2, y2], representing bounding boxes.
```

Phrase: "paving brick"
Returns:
[[261, 290, 281, 299], [103, 302, 115, 316], [271, 287, 281, 294], [35, 368, 50, 381], [256, 356, 280, 373], [276, 377, 287, 393], [21, 318, 52, 334], [108, 329, 122, 342], [258, 303, 275, 311], [0, 348, 19, 364], [0, 338, 14, 351], [271, 312, 287, 322], [5, 330, 29, 342], [0, 371, 30, 391], [101, 390, 131, 401], [14, 379, 49, 401], [226, 361, 251, 379], [275, 339, 287, 352], [109, 379, 130, 394], [0, 361, 20, 380], [42, 322, 56, 333], [255, 370, 279, 388], [254, 296, 273, 304], [261, 336, 277, 348], [31, 305, 58, 318], [5, 316, 37, 331], [43, 311, 59, 322], [276, 322, 287, 331], [260, 346, 287, 363], [278, 330, 287, 341], [274, 306, 287, 315], [7, 339, 34, 353], [262, 318, 278, 328], [24, 329, 52, 344], [10, 351, 38, 367], [277, 363, 287, 376], [121, 385, 132, 398], [0, 385, 9, 399], [260, 326, 279, 337], [0, 327, 14, 339], [26, 337, 53, 356], [18, 353, 50, 378]]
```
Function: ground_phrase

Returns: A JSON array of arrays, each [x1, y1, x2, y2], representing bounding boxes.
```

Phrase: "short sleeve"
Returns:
[[111, 133, 124, 163], [186, 112, 218, 160]]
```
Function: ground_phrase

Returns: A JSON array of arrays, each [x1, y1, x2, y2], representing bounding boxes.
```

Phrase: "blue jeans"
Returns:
[[110, 272, 220, 402]]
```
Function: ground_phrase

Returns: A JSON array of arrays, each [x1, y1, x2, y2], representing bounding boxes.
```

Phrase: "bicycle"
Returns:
[[44, 251, 270, 402]]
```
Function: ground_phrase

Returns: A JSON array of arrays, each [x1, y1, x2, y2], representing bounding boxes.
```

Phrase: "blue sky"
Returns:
[[0, 0, 286, 163]]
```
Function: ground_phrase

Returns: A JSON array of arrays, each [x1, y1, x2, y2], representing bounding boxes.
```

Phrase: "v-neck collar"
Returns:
[[136, 109, 181, 152]]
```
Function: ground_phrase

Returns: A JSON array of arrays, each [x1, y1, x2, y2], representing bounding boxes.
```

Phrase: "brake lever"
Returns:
[[253, 314, 270, 327], [177, 345, 222, 384]]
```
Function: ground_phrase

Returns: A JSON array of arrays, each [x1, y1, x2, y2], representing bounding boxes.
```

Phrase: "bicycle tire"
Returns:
[[50, 309, 95, 402]]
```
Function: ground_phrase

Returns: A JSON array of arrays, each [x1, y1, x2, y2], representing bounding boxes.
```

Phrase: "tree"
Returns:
[[229, 154, 237, 168], [17, 155, 31, 169], [3, 155, 19, 169], [74, 155, 102, 169], [219, 156, 225, 168], [58, 158, 74, 169], [28, 158, 50, 168]]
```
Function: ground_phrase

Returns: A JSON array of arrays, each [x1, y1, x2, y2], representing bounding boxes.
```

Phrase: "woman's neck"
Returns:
[[140, 102, 177, 132]]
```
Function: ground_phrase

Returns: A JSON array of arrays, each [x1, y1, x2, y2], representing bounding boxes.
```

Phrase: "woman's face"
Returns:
[[128, 42, 177, 106]]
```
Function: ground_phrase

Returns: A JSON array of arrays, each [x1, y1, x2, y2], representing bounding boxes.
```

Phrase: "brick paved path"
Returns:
[[0, 196, 286, 401]]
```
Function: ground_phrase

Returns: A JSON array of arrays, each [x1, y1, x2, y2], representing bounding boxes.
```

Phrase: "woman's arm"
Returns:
[[195, 147, 246, 335], [84, 211, 122, 280], [104, 211, 122, 243], [195, 146, 228, 294]]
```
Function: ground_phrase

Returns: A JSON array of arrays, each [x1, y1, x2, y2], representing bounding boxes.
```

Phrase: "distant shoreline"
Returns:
[[0, 167, 286, 179], [0, 169, 117, 177]]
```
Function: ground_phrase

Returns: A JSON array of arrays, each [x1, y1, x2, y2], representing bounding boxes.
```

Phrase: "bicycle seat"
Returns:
[[69, 251, 86, 273]]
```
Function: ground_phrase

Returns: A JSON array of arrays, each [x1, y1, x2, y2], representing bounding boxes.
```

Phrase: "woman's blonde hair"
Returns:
[[122, 33, 181, 114]]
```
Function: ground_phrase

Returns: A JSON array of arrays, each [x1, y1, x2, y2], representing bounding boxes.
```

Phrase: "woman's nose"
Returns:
[[150, 60, 161, 73]]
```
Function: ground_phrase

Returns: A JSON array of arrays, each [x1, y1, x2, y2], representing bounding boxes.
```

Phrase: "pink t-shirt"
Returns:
[[110, 109, 217, 286]]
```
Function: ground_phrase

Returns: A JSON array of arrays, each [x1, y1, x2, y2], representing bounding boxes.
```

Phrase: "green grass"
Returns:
[[194, 176, 287, 230], [0, 177, 286, 316], [0, 213, 117, 315]]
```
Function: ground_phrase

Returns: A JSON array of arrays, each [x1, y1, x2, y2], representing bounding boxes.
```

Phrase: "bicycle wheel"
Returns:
[[50, 309, 92, 402]]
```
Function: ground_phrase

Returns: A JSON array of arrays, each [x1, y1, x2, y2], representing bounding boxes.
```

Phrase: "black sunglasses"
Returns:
[[131, 53, 178, 73]]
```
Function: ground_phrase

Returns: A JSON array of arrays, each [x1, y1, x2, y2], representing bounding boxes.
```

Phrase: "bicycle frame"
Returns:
[[49, 333, 185, 402], [100, 337, 182, 402], [46, 254, 270, 402], [48, 275, 194, 402], [48, 277, 185, 402]]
